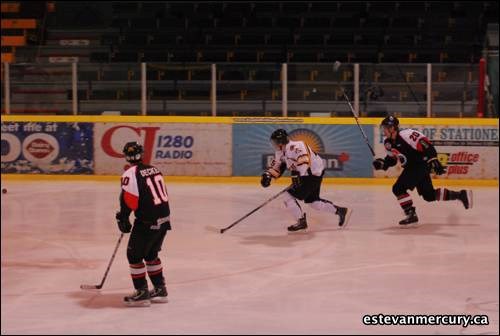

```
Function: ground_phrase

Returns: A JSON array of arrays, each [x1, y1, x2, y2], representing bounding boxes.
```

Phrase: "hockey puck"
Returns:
[[2, 188, 6, 194]]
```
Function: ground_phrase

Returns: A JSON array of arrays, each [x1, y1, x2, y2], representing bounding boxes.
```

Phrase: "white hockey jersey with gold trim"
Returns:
[[267, 140, 324, 178]]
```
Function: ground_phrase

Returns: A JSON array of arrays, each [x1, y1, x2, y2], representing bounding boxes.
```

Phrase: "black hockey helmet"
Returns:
[[380, 115, 399, 129], [270, 129, 289, 149], [123, 141, 143, 163]]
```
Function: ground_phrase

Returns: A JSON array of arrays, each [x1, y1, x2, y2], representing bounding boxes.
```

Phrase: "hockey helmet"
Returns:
[[123, 141, 143, 163], [380, 115, 399, 129], [270, 129, 289, 149]]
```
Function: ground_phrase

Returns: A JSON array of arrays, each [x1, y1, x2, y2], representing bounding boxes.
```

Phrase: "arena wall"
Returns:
[[1, 115, 498, 185]]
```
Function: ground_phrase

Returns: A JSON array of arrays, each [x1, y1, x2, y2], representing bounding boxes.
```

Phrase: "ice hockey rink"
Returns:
[[1, 179, 498, 335]]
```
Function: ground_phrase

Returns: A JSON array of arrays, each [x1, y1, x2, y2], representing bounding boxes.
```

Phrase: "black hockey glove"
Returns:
[[291, 171, 301, 189], [261, 172, 272, 188], [427, 157, 445, 175], [372, 158, 386, 170], [116, 211, 132, 233]]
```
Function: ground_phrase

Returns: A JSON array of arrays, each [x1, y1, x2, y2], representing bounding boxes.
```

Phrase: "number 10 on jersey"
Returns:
[[146, 175, 169, 205]]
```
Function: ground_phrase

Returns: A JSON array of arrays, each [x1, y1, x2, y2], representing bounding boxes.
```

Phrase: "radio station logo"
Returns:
[[101, 125, 195, 170]]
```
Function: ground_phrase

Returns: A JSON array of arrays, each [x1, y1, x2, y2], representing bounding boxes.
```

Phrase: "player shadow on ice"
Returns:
[[68, 290, 130, 309], [239, 232, 316, 247], [378, 223, 479, 238]]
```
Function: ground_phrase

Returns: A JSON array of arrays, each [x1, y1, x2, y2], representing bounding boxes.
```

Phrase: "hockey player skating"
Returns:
[[372, 116, 472, 225], [261, 129, 352, 232], [116, 142, 171, 307]]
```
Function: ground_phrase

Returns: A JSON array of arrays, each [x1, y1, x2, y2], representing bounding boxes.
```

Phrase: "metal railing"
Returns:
[[1, 61, 493, 117]]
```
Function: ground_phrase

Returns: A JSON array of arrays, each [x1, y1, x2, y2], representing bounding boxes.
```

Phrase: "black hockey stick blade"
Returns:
[[80, 284, 102, 290], [79, 233, 124, 291]]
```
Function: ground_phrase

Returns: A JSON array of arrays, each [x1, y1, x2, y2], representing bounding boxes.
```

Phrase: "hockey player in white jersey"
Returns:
[[261, 129, 352, 231]]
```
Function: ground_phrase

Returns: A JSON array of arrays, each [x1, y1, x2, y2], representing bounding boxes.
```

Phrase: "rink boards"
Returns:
[[1, 116, 498, 182]]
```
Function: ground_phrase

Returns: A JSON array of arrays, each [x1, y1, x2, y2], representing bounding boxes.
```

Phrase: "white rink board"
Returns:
[[94, 123, 232, 176], [374, 124, 499, 179]]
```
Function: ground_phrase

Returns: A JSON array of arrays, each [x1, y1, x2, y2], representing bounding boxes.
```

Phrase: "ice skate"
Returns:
[[124, 287, 151, 307], [399, 207, 418, 226], [459, 190, 473, 209], [336, 206, 352, 228], [287, 214, 308, 232], [149, 286, 168, 303]]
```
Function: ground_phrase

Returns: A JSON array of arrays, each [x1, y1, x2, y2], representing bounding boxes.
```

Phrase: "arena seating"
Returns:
[[2, 1, 498, 116]]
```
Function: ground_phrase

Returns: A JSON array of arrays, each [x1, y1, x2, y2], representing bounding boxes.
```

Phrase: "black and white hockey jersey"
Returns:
[[120, 163, 171, 229], [383, 128, 438, 169]]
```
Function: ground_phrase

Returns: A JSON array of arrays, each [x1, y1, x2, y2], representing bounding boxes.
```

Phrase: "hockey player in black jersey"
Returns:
[[373, 116, 472, 225], [261, 129, 351, 232], [116, 141, 171, 306]]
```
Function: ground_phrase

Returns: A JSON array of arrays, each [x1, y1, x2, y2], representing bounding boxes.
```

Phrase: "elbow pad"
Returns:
[[419, 138, 437, 160]]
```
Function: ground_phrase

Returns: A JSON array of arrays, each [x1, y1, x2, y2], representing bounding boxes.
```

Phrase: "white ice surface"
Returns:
[[1, 180, 498, 334]]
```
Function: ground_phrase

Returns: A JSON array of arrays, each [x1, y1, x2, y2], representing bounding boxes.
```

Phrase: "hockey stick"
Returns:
[[80, 233, 124, 290], [333, 61, 376, 156], [220, 186, 291, 234]]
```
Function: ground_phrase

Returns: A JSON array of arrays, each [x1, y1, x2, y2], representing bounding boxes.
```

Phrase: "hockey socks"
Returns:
[[435, 188, 473, 209], [129, 262, 148, 289], [146, 258, 165, 288], [310, 199, 336, 213], [435, 188, 459, 201], [310, 199, 351, 227], [396, 193, 418, 225], [397, 193, 414, 212], [283, 193, 304, 220]]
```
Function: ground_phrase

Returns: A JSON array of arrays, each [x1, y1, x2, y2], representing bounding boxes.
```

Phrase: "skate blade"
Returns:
[[467, 190, 473, 209], [151, 297, 169, 304], [287, 228, 308, 234], [124, 300, 151, 307], [399, 222, 419, 228], [339, 208, 353, 229]]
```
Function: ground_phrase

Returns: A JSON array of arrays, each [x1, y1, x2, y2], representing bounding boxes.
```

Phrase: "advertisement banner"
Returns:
[[374, 124, 499, 179], [94, 123, 231, 176], [233, 124, 374, 177], [1, 122, 94, 174]]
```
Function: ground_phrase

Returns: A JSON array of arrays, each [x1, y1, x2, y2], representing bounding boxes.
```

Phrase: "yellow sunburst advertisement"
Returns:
[[233, 124, 374, 177]]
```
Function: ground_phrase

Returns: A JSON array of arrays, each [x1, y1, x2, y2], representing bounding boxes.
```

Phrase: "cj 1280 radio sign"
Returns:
[[155, 135, 194, 159]]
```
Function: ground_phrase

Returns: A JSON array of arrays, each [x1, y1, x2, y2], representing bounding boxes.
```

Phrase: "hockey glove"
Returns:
[[372, 158, 386, 170], [260, 172, 272, 188], [291, 171, 301, 189], [427, 157, 445, 175], [116, 211, 132, 233]]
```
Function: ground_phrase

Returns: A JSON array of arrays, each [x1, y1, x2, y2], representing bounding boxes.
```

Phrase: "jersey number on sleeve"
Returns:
[[121, 176, 129, 186], [409, 131, 421, 142], [146, 175, 169, 205]]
